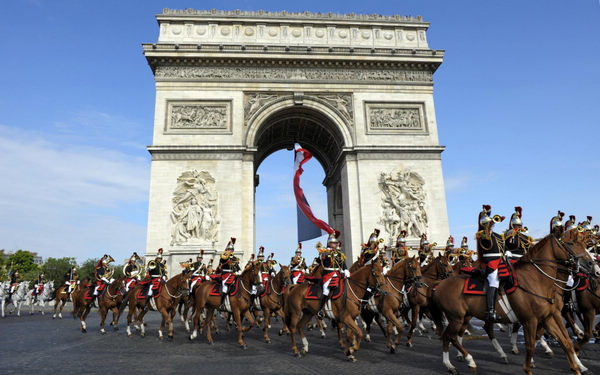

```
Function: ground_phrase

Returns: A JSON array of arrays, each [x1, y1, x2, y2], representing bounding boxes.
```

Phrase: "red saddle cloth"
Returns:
[[292, 271, 305, 284], [31, 285, 44, 296], [462, 269, 518, 296], [136, 278, 163, 299], [191, 276, 204, 285], [209, 278, 239, 297], [85, 281, 106, 299], [305, 279, 344, 300]]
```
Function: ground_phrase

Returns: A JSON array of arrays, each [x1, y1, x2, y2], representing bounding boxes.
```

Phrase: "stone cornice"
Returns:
[[159, 9, 427, 25]]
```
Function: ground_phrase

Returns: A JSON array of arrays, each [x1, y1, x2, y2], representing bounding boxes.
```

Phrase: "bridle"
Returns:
[[436, 257, 452, 280]]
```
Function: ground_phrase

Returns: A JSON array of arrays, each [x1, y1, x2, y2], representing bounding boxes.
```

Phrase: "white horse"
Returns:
[[0, 281, 9, 318], [6, 281, 30, 317], [29, 280, 55, 316]]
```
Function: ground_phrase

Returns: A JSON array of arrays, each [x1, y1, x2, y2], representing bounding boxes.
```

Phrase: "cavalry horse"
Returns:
[[53, 281, 79, 319], [570, 275, 600, 353], [189, 262, 262, 348], [0, 281, 9, 318], [98, 277, 127, 334], [361, 256, 422, 352], [29, 280, 54, 316], [431, 233, 600, 375], [4, 280, 30, 317], [284, 258, 386, 361], [254, 265, 292, 343], [403, 254, 453, 347], [126, 272, 190, 339]]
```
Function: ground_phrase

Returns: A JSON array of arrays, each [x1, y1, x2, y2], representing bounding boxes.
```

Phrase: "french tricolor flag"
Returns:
[[294, 143, 334, 241]]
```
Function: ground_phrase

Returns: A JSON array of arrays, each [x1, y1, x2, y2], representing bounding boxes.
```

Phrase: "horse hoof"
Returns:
[[278, 330, 283, 336], [390, 346, 396, 354], [208, 341, 214, 346], [545, 351, 554, 358], [295, 352, 301, 358], [347, 355, 357, 362], [82, 329, 87, 333], [501, 357, 508, 364], [168, 335, 173, 341], [469, 367, 477, 373], [448, 368, 458, 375], [406, 342, 413, 348], [456, 355, 464, 362], [265, 339, 271, 344], [113, 326, 119, 331], [301, 349, 307, 356], [511, 349, 519, 355], [241, 345, 247, 350], [141, 333, 145, 338]]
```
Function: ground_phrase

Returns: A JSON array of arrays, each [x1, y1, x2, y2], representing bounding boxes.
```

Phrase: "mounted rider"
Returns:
[[91, 254, 114, 303], [123, 252, 142, 292], [189, 250, 207, 293], [142, 249, 168, 308], [359, 229, 381, 267], [391, 230, 409, 264], [7, 268, 21, 301], [317, 230, 349, 319], [155, 248, 168, 280], [32, 272, 46, 301], [550, 210, 565, 236], [444, 236, 455, 261], [504, 207, 534, 263], [63, 266, 78, 300], [418, 233, 436, 266], [476, 204, 506, 322], [564, 215, 577, 232], [216, 238, 241, 305], [290, 243, 307, 284]]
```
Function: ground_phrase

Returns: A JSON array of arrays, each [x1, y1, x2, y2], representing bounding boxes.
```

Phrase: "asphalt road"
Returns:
[[0, 303, 598, 375]]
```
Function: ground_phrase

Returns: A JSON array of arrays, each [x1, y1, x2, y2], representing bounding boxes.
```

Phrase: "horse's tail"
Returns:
[[429, 290, 445, 336]]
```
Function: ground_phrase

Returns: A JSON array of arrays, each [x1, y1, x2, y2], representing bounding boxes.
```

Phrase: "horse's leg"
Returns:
[[111, 306, 119, 330], [340, 313, 364, 362], [81, 304, 92, 333], [575, 308, 595, 353], [317, 317, 326, 338], [535, 325, 554, 357], [336, 320, 344, 348], [232, 307, 247, 349], [406, 304, 420, 347], [263, 307, 272, 343], [157, 307, 167, 340], [138, 308, 148, 337], [383, 308, 404, 353], [543, 310, 585, 374], [242, 309, 256, 332], [276, 308, 288, 335], [442, 316, 475, 374], [59, 299, 65, 319], [483, 321, 508, 363], [511, 323, 521, 354], [203, 307, 215, 344], [126, 303, 134, 336], [99, 306, 107, 334], [362, 311, 373, 342], [297, 311, 313, 356], [52, 297, 58, 319]]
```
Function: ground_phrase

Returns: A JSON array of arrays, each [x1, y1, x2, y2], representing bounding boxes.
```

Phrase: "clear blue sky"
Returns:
[[1, 0, 598, 263]]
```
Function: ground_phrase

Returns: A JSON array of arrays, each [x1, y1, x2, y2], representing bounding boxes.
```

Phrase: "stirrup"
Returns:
[[485, 311, 497, 322]]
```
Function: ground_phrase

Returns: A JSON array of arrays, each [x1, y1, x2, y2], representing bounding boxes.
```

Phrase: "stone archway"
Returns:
[[143, 9, 450, 269]]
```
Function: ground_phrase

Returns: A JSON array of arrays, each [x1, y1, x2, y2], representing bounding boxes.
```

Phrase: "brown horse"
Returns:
[[291, 263, 329, 338], [403, 254, 453, 347], [71, 278, 98, 332], [53, 283, 76, 319], [284, 258, 386, 361], [567, 275, 600, 352], [189, 262, 262, 348], [98, 277, 127, 334], [126, 272, 190, 339], [254, 265, 292, 343], [431, 234, 600, 375], [361, 256, 422, 352]]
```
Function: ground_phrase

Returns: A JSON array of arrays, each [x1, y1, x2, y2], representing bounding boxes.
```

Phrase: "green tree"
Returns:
[[78, 258, 98, 281], [0, 250, 6, 280], [43, 257, 76, 285], [7, 250, 38, 273]]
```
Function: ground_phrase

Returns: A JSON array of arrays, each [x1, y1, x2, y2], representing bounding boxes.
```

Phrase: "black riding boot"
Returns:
[[563, 290, 575, 312], [316, 294, 328, 319], [485, 287, 498, 322]]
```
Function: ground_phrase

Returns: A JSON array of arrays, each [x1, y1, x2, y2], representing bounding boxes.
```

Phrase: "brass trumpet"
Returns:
[[492, 215, 504, 223]]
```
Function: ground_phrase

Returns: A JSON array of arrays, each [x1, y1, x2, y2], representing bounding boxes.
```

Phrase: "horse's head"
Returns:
[[436, 254, 453, 280], [367, 256, 387, 295], [278, 265, 292, 288], [244, 262, 263, 290], [559, 236, 600, 278], [405, 256, 422, 281], [47, 280, 54, 291]]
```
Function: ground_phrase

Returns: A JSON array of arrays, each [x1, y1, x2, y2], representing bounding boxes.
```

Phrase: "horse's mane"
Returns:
[[518, 234, 552, 263]]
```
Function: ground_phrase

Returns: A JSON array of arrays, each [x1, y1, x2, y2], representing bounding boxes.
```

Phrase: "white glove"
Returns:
[[344, 269, 351, 278], [235, 270, 242, 276], [101, 277, 110, 283], [504, 250, 513, 258], [205, 275, 210, 281], [162, 276, 167, 281]]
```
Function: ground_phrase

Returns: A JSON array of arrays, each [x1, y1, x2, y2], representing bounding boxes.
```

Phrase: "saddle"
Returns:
[[292, 271, 305, 284], [136, 278, 163, 300], [84, 281, 107, 300], [209, 278, 239, 297], [304, 279, 344, 300], [461, 263, 518, 296]]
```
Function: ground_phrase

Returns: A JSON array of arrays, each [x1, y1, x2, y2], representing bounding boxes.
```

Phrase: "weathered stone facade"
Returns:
[[143, 9, 449, 269]]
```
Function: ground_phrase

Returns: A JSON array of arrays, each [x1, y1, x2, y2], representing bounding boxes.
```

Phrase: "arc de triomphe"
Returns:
[[143, 9, 449, 269]]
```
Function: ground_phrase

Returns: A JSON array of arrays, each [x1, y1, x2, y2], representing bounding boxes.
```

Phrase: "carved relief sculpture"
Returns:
[[170, 170, 219, 245], [378, 169, 428, 239], [168, 102, 230, 131], [369, 108, 420, 129]]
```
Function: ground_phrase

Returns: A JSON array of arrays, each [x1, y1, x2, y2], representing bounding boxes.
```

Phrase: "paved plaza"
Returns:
[[0, 304, 598, 374]]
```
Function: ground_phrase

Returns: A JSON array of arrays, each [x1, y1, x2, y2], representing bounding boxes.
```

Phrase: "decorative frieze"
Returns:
[[365, 102, 427, 134], [165, 100, 232, 134], [155, 65, 433, 84]]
